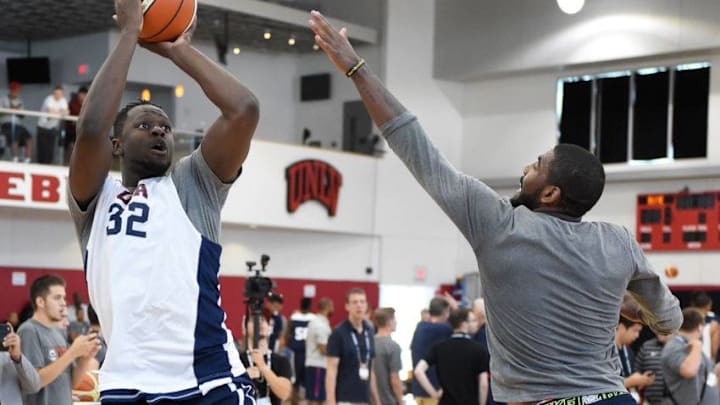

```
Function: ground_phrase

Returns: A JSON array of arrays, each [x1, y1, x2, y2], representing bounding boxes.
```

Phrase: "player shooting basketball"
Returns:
[[308, 10, 682, 405], [67, 0, 258, 403]]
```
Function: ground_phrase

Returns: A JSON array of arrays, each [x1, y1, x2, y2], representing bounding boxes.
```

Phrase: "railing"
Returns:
[[0, 107, 203, 166]]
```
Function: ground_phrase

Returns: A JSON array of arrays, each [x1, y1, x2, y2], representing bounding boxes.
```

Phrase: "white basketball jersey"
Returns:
[[84, 175, 247, 401]]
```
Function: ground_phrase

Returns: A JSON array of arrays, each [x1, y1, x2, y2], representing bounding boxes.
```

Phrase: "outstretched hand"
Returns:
[[139, 16, 197, 59], [308, 10, 362, 74]]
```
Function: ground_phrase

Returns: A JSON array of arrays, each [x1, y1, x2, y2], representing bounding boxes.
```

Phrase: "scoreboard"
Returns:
[[636, 190, 720, 251]]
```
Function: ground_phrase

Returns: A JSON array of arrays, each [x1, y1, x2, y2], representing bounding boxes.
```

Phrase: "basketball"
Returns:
[[72, 371, 100, 401], [664, 265, 679, 278], [140, 0, 198, 43]]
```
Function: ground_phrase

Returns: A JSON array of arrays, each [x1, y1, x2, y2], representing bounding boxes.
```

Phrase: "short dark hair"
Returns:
[[680, 308, 705, 332], [345, 287, 366, 303], [300, 297, 312, 312], [690, 291, 713, 308], [87, 304, 99, 326], [77, 86, 88, 94], [30, 274, 65, 310], [428, 297, 450, 317], [53, 85, 63, 91], [448, 308, 470, 329], [618, 316, 641, 329], [547, 144, 605, 217], [112, 99, 163, 139], [317, 297, 333, 312], [374, 307, 395, 328], [269, 293, 284, 304]]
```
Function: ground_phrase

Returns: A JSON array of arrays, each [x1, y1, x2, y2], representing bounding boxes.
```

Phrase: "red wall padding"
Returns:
[[0, 266, 378, 338]]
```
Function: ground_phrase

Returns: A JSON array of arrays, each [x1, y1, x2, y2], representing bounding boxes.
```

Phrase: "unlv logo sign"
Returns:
[[286, 160, 342, 217]]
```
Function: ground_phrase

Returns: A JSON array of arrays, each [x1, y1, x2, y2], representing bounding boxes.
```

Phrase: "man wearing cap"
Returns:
[[0, 81, 33, 162]]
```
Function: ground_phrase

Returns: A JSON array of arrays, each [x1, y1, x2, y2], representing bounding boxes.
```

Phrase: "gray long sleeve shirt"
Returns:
[[0, 353, 41, 405], [381, 112, 682, 403]]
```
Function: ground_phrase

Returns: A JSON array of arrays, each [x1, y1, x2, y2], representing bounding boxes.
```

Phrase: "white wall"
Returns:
[[434, 0, 720, 80], [372, 0, 477, 286]]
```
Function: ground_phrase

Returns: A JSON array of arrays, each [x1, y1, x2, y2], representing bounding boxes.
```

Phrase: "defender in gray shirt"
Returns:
[[309, 11, 682, 404]]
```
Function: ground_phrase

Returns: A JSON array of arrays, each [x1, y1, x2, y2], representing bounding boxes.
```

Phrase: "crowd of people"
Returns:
[[0, 81, 86, 165]]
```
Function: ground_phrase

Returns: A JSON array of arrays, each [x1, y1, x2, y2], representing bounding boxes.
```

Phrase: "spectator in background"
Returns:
[[63, 86, 87, 165], [305, 297, 334, 405], [240, 314, 292, 405], [287, 297, 315, 405], [0, 81, 33, 162], [36, 85, 68, 164], [67, 306, 89, 344], [4, 311, 20, 330], [634, 332, 671, 405], [615, 317, 654, 400], [17, 275, 101, 405], [410, 297, 452, 405], [471, 298, 502, 405], [86, 305, 106, 369], [326, 287, 380, 405], [0, 322, 41, 404], [662, 308, 719, 405], [689, 291, 720, 361], [267, 292, 286, 352], [373, 307, 403, 405], [414, 308, 489, 405]]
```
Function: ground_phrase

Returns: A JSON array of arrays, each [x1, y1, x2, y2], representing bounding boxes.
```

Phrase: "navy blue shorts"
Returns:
[[294, 352, 306, 386], [304, 366, 327, 401], [101, 379, 256, 405]]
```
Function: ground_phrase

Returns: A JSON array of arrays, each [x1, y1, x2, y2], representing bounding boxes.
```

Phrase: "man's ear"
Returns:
[[540, 185, 561, 205], [111, 137, 123, 157]]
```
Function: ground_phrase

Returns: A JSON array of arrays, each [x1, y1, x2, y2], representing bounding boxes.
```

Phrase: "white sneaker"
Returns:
[[23, 157, 31, 163]]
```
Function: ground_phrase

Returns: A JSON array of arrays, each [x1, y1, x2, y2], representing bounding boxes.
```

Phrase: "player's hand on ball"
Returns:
[[114, 0, 143, 35]]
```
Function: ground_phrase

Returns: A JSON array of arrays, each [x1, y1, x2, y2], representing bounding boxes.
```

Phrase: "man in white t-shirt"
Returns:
[[36, 86, 68, 164], [304, 297, 334, 405]]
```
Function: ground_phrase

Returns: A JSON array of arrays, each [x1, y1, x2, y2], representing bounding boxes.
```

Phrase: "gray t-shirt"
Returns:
[[382, 112, 683, 403], [69, 148, 233, 251], [17, 319, 72, 405], [661, 336, 719, 405], [0, 353, 41, 405], [0, 95, 23, 125], [373, 335, 402, 405]]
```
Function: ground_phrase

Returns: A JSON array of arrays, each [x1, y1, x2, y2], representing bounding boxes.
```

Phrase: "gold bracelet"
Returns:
[[345, 58, 366, 77]]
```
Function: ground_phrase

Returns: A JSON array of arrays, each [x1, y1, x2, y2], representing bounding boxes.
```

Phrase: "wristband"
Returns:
[[346, 59, 366, 78]]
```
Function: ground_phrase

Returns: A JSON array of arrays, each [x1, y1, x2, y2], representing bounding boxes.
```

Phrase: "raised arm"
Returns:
[[70, 0, 143, 208], [140, 23, 259, 183], [309, 11, 507, 247]]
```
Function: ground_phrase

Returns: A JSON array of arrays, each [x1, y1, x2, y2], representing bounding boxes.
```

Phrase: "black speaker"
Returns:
[[300, 73, 331, 101]]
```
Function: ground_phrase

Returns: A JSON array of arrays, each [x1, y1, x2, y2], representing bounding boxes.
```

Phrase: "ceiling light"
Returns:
[[233, 47, 241, 55], [141, 88, 151, 101], [313, 44, 319, 51], [288, 36, 296, 46], [557, 0, 584, 14], [174, 84, 184, 98], [263, 30, 272, 40]]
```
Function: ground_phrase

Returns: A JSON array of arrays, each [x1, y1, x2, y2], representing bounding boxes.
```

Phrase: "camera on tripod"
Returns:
[[245, 254, 274, 349], [245, 254, 273, 303]]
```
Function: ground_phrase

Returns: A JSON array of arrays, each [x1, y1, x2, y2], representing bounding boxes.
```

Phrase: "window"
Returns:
[[557, 63, 710, 163]]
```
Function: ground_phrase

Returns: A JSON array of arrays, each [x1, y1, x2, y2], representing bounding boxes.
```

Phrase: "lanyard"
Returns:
[[350, 326, 371, 364], [619, 345, 632, 375]]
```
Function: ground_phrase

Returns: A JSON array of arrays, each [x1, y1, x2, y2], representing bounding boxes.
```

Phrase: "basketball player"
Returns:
[[309, 10, 682, 405], [68, 0, 258, 403]]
